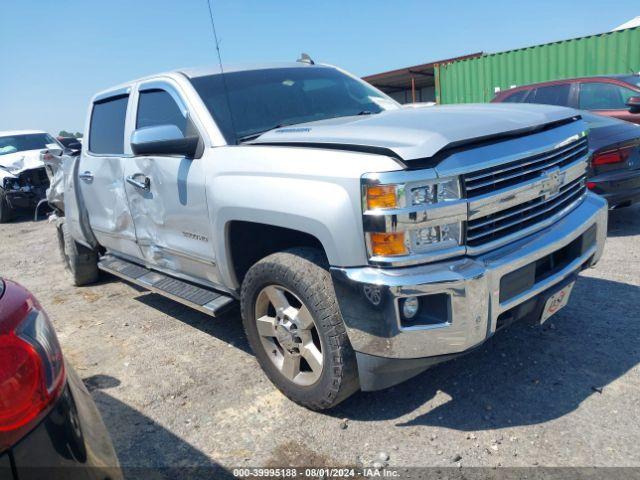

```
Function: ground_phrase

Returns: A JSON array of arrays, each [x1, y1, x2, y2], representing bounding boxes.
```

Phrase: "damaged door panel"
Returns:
[[124, 81, 218, 285], [79, 93, 142, 258]]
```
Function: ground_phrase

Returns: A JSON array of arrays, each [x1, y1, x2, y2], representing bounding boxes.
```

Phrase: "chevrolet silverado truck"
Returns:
[[59, 62, 608, 409]]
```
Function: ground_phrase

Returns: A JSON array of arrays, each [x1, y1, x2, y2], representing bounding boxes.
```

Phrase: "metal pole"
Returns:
[[411, 76, 416, 103]]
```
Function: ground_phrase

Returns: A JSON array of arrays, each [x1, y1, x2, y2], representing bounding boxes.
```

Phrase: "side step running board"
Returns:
[[98, 255, 235, 317]]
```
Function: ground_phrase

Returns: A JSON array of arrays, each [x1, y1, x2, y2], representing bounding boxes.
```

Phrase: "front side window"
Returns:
[[579, 82, 638, 110], [136, 89, 187, 134], [527, 84, 571, 106], [0, 133, 57, 155], [190, 67, 399, 144], [89, 95, 128, 155]]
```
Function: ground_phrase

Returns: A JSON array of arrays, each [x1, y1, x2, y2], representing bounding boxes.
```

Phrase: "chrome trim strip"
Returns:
[[468, 157, 587, 220], [465, 142, 587, 191], [466, 192, 587, 256], [467, 186, 585, 241], [464, 137, 587, 184], [468, 177, 584, 230]]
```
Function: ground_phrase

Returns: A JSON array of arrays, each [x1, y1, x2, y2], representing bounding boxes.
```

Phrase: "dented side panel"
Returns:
[[77, 154, 142, 258], [122, 155, 220, 285]]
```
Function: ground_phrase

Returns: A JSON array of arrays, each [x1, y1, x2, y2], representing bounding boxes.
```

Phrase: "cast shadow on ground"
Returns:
[[86, 374, 234, 480], [329, 275, 640, 431], [607, 203, 640, 237], [134, 293, 250, 354]]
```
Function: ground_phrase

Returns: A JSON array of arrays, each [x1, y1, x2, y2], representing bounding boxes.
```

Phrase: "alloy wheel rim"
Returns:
[[254, 285, 324, 386]]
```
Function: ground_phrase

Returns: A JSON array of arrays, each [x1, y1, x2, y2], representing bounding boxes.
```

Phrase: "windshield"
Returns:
[[0, 133, 57, 155], [190, 67, 399, 144]]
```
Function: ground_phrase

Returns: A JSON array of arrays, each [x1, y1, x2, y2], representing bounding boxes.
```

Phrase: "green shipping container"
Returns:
[[436, 27, 640, 104]]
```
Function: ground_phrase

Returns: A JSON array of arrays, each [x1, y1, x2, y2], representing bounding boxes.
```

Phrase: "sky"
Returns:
[[1, 0, 638, 134]]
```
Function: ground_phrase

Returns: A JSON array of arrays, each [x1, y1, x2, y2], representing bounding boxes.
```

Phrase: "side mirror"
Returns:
[[626, 96, 640, 113], [130, 124, 199, 157]]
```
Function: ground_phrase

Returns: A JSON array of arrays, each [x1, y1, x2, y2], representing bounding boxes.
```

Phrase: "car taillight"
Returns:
[[0, 307, 65, 451], [592, 146, 633, 166]]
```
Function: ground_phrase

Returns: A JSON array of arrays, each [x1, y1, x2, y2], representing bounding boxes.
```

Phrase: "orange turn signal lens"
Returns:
[[370, 232, 407, 256], [366, 185, 398, 210]]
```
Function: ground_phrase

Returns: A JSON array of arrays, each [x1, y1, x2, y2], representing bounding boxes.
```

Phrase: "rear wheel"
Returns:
[[58, 219, 99, 286], [240, 247, 359, 410]]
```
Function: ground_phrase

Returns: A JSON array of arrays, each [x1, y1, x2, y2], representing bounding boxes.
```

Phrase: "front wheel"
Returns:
[[240, 248, 359, 410]]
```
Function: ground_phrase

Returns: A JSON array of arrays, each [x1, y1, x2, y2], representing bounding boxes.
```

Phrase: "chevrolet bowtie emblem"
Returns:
[[539, 168, 565, 199]]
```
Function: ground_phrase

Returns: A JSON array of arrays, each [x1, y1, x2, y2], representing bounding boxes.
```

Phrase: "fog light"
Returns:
[[402, 296, 419, 319]]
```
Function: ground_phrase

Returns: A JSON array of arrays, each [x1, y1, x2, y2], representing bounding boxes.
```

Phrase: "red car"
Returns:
[[0, 278, 121, 479], [492, 74, 640, 124]]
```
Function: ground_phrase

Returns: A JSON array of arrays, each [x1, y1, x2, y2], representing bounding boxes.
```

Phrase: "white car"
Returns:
[[0, 130, 59, 222]]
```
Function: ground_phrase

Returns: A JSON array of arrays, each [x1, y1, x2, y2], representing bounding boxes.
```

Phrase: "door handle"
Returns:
[[79, 171, 94, 182], [126, 174, 151, 191]]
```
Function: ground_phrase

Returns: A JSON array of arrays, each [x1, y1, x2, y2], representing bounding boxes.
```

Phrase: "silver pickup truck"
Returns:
[[60, 61, 608, 409]]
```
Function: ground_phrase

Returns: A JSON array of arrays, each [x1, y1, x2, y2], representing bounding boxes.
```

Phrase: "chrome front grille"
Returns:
[[467, 175, 587, 247], [463, 136, 588, 198], [464, 133, 589, 250]]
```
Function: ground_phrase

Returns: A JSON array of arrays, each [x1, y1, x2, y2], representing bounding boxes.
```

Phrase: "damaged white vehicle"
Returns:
[[0, 130, 57, 222]]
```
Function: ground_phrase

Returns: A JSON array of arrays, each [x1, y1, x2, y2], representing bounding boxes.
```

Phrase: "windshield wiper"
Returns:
[[237, 123, 290, 143]]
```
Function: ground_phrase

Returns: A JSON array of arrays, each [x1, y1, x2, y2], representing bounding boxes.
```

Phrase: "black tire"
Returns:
[[58, 220, 99, 286], [240, 247, 359, 410], [0, 188, 14, 223]]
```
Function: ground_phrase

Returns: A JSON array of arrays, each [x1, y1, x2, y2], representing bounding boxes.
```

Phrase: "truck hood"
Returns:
[[0, 149, 47, 177], [252, 103, 580, 162]]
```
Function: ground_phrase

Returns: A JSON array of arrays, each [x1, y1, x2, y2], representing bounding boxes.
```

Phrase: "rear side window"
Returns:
[[501, 90, 530, 103], [579, 82, 637, 110], [89, 95, 128, 154], [527, 84, 571, 106], [136, 89, 187, 134]]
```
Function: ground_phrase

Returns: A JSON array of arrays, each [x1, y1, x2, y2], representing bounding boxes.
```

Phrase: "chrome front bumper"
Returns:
[[331, 192, 608, 361]]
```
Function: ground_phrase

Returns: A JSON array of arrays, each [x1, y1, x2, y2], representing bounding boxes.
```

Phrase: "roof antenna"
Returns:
[[205, 0, 237, 140], [297, 53, 315, 65]]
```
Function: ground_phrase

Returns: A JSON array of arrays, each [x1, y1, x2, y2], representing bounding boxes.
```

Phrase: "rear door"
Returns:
[[78, 90, 142, 259], [123, 79, 216, 283], [578, 81, 640, 122]]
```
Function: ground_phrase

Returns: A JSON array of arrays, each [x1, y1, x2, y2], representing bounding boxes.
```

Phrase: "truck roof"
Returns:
[[93, 62, 326, 102]]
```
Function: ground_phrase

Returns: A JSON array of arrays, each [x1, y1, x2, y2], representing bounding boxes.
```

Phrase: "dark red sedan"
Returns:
[[492, 74, 640, 124], [0, 278, 122, 479]]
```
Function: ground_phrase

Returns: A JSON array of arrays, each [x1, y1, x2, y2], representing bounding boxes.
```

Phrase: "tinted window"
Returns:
[[190, 67, 398, 144], [0, 133, 57, 155], [89, 95, 128, 154], [136, 89, 187, 134], [527, 84, 571, 106], [501, 90, 529, 103], [579, 82, 637, 110]]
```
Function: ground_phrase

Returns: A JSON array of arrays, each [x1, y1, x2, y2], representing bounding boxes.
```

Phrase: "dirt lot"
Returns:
[[1, 206, 639, 476]]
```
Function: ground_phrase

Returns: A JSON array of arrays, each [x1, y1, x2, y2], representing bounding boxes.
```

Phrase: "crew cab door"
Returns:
[[77, 90, 142, 259], [123, 80, 218, 284]]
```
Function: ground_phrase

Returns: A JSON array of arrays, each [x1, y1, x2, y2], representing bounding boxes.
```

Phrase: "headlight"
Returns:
[[3, 177, 20, 191], [362, 176, 465, 264]]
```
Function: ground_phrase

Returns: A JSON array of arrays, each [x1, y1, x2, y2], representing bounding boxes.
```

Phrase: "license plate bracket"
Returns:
[[540, 282, 574, 324]]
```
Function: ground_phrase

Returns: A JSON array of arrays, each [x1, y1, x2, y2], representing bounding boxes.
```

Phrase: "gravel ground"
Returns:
[[1, 206, 639, 476]]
